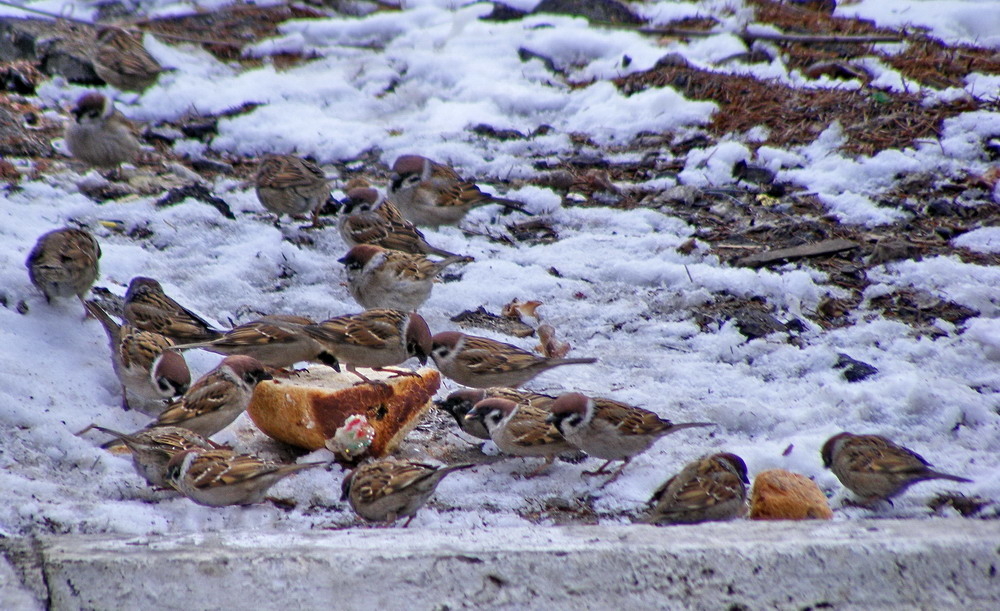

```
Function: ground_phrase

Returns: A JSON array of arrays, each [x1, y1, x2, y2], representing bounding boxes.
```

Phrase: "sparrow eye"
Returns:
[[403, 174, 421, 188], [431, 345, 450, 359], [566, 414, 584, 428], [487, 411, 503, 426]]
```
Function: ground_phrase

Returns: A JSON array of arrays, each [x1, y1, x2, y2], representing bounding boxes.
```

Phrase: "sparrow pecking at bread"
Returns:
[[64, 92, 140, 170], [92, 425, 222, 488], [338, 244, 469, 311], [341, 458, 474, 526], [648, 453, 750, 525], [387, 154, 527, 227], [85, 299, 191, 414], [123, 276, 223, 342], [436, 388, 556, 440], [255, 153, 330, 226], [303, 309, 432, 382], [430, 331, 596, 388], [167, 448, 323, 507], [25, 227, 101, 304], [821, 432, 972, 505], [168, 314, 322, 369], [546, 392, 714, 485], [465, 397, 574, 476]]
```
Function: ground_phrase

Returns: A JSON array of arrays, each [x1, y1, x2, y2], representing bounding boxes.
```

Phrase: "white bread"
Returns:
[[749, 468, 833, 520]]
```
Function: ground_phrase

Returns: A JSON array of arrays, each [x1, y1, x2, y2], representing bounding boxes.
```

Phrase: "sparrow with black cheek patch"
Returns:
[[168, 315, 323, 369], [65, 92, 140, 170], [255, 154, 331, 226], [546, 392, 714, 486], [123, 276, 223, 342], [341, 458, 475, 526], [303, 309, 432, 383], [25, 227, 101, 303], [430, 331, 596, 389], [465, 397, 574, 476], [148, 355, 272, 437], [91, 26, 164, 92], [337, 187, 466, 258], [92, 425, 222, 488], [648, 453, 750, 525], [339, 245, 469, 311], [387, 154, 527, 228], [166, 448, 323, 507], [821, 432, 972, 505], [85, 300, 191, 414], [435, 388, 556, 440]]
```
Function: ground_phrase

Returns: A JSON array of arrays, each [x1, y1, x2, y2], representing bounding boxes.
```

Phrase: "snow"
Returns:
[[1, 0, 998, 537]]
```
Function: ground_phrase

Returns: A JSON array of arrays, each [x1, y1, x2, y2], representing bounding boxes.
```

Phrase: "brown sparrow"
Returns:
[[149, 355, 272, 437], [25, 227, 101, 303], [341, 458, 474, 526], [123, 276, 223, 342], [64, 92, 140, 170], [338, 245, 469, 311], [255, 154, 330, 226], [465, 397, 574, 476], [546, 392, 714, 485], [436, 388, 555, 440], [85, 300, 191, 414], [648, 453, 750, 525], [303, 309, 432, 382], [387, 154, 527, 227], [91, 26, 164, 92], [168, 315, 323, 369], [430, 331, 596, 388], [337, 187, 465, 258], [821, 432, 972, 505], [166, 448, 323, 507], [92, 425, 222, 488]]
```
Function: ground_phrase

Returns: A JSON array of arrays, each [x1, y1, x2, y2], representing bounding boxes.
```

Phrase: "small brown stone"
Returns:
[[749, 468, 833, 520]]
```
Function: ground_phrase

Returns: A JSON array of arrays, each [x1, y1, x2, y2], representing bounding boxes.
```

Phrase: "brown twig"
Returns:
[[637, 27, 904, 44]]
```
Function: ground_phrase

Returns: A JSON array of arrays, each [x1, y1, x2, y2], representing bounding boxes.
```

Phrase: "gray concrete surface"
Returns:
[[1, 519, 998, 610]]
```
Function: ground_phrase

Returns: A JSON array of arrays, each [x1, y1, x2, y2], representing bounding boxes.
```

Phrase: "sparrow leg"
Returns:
[[525, 455, 556, 479], [402, 515, 416, 528], [596, 460, 630, 490], [374, 367, 421, 379], [581, 459, 615, 477], [264, 365, 298, 379]]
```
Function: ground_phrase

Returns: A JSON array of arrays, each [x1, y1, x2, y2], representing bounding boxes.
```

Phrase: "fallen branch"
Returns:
[[636, 26, 904, 44], [738, 238, 858, 267]]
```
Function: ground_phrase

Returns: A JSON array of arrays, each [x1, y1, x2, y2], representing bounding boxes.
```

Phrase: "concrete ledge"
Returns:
[[3, 520, 998, 610]]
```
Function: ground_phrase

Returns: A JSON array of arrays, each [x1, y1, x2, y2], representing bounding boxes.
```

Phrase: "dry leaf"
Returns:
[[502, 299, 543, 321]]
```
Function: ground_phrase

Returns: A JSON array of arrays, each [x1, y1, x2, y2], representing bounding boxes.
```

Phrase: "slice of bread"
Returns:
[[749, 468, 833, 520], [247, 367, 440, 457]]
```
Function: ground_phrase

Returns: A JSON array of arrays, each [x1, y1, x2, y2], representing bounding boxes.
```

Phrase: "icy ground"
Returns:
[[1, 0, 999, 536]]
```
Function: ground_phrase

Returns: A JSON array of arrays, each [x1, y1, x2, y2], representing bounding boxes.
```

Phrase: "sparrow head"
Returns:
[[405, 312, 433, 365], [435, 389, 488, 421], [165, 449, 198, 484], [72, 92, 112, 123], [820, 432, 853, 468], [337, 244, 384, 271], [389, 154, 429, 191], [153, 349, 192, 397], [125, 276, 163, 302], [545, 392, 589, 431], [220, 355, 272, 386], [714, 452, 750, 484], [430, 331, 464, 363], [465, 397, 516, 432], [340, 187, 382, 215]]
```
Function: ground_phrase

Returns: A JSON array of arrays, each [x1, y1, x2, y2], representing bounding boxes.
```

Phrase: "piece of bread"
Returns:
[[247, 367, 440, 457], [749, 468, 833, 520]]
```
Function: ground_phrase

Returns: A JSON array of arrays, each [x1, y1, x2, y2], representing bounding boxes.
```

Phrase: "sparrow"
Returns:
[[25, 227, 101, 303], [465, 397, 574, 476], [64, 92, 140, 170], [546, 392, 714, 485], [337, 187, 465, 258], [123, 276, 223, 342], [90, 26, 164, 92], [341, 458, 475, 526], [148, 355, 272, 437], [648, 453, 750, 525], [166, 448, 323, 507], [430, 331, 597, 388], [303, 309, 432, 382], [91, 425, 222, 488], [338, 244, 469, 311], [85, 300, 191, 414], [821, 432, 972, 505], [255, 154, 330, 226], [435, 387, 555, 440], [387, 154, 527, 227], [168, 315, 323, 369]]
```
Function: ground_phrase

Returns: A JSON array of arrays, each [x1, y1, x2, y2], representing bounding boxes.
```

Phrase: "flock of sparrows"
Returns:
[[24, 27, 975, 526]]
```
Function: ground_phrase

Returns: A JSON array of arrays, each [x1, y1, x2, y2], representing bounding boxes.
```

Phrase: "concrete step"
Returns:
[[2, 519, 998, 610]]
